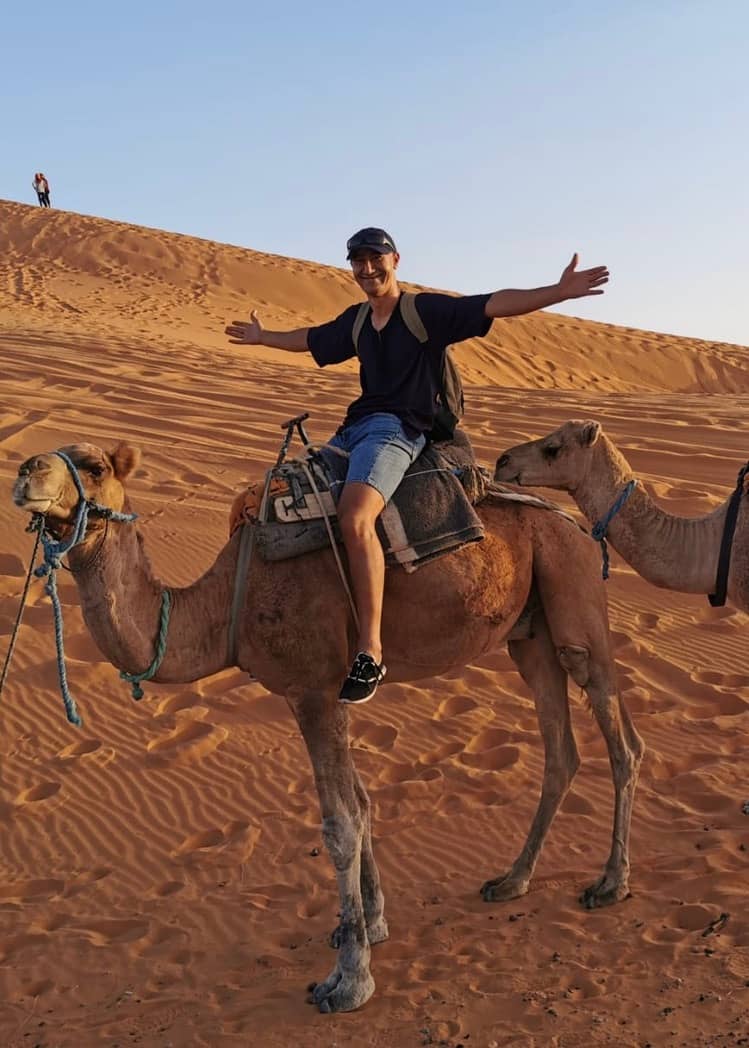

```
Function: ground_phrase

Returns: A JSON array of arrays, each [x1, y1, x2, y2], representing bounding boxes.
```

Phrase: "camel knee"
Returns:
[[322, 813, 363, 870], [621, 730, 645, 786], [621, 716, 646, 768], [566, 739, 582, 781], [537, 715, 581, 791], [548, 737, 581, 790], [589, 692, 644, 784], [353, 777, 372, 821], [556, 644, 591, 687], [542, 757, 579, 801], [621, 706, 646, 766]]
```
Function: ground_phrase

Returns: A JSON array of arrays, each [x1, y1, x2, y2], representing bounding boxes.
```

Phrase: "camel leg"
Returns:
[[330, 766, 389, 948], [481, 612, 580, 902], [291, 691, 376, 1013], [556, 644, 645, 908], [529, 518, 644, 907]]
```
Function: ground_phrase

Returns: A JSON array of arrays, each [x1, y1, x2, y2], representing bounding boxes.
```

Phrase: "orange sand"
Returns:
[[0, 200, 747, 1047]]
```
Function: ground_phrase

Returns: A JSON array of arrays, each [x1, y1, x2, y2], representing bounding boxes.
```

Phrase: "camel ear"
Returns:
[[108, 442, 141, 480], [578, 421, 601, 448]]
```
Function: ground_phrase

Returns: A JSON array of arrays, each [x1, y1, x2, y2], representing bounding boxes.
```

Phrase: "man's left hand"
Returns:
[[558, 254, 609, 299]]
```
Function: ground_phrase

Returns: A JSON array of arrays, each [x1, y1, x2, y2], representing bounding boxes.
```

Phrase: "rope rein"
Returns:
[[298, 458, 360, 630], [0, 527, 42, 700], [591, 479, 638, 580], [119, 589, 173, 699]]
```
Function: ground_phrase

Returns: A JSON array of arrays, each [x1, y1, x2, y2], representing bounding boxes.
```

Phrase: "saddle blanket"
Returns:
[[230, 440, 486, 572]]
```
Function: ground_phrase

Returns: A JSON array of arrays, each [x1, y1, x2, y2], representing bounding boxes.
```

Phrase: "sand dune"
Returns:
[[0, 200, 747, 1046]]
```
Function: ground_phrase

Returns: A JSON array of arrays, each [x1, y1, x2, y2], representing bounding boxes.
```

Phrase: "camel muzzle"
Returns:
[[494, 453, 519, 483]]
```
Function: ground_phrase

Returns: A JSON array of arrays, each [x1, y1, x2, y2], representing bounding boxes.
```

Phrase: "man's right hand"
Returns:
[[225, 310, 263, 345]]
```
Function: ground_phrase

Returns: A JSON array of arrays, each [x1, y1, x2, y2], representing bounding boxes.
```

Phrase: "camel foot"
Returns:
[[308, 965, 375, 1013], [579, 874, 631, 909], [480, 873, 530, 903], [330, 915, 389, 949]]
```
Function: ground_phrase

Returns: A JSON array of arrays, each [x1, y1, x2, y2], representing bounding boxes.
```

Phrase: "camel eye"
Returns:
[[89, 463, 105, 477], [543, 444, 561, 460]]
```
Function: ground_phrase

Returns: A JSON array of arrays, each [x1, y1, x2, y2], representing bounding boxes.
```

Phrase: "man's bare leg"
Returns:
[[338, 482, 386, 660], [337, 482, 387, 702]]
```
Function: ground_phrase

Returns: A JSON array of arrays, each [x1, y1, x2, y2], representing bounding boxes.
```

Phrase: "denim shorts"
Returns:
[[321, 413, 426, 504]]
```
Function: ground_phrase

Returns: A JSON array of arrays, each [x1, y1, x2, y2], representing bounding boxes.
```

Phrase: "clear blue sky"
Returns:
[[3, 1, 748, 346]]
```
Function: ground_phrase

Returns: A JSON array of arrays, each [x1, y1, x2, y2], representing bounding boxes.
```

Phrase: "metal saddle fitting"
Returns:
[[270, 413, 339, 516], [276, 413, 312, 467]]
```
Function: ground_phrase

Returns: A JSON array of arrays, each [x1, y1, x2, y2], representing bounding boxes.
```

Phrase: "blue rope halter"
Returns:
[[591, 480, 637, 580], [119, 589, 172, 699], [32, 451, 171, 724]]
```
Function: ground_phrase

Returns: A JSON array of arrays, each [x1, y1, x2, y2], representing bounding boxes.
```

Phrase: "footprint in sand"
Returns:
[[667, 903, 719, 933], [146, 717, 228, 764], [419, 741, 463, 765], [0, 878, 64, 902], [464, 727, 511, 752], [172, 820, 260, 863], [692, 669, 749, 689], [14, 781, 61, 805], [56, 738, 101, 761], [70, 917, 152, 946], [155, 692, 202, 716], [296, 893, 325, 920], [0, 552, 26, 576], [461, 745, 521, 772], [353, 723, 398, 752], [635, 611, 660, 630], [689, 693, 748, 718], [378, 762, 423, 786], [560, 790, 596, 816], [459, 727, 522, 771], [151, 880, 185, 898], [64, 867, 112, 898], [22, 978, 54, 998], [436, 695, 478, 719]]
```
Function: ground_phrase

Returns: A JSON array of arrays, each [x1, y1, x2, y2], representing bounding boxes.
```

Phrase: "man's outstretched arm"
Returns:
[[485, 254, 609, 318], [225, 310, 310, 352]]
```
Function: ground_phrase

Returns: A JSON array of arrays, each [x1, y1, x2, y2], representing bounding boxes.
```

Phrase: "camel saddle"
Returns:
[[230, 430, 487, 572]]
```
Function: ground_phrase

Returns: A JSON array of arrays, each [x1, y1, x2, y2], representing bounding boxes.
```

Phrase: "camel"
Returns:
[[495, 419, 749, 611], [12, 440, 644, 1014]]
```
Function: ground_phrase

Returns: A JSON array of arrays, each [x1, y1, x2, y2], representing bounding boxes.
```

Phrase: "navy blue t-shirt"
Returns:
[[307, 292, 492, 435]]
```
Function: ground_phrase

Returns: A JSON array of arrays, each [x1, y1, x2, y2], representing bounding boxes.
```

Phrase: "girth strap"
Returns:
[[708, 461, 749, 607]]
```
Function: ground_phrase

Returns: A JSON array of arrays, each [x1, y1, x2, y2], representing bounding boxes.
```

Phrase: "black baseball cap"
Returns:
[[346, 227, 397, 260]]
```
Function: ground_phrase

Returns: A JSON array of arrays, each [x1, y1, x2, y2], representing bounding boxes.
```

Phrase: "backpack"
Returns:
[[351, 292, 464, 443]]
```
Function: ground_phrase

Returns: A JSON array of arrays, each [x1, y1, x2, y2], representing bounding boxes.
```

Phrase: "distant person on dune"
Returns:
[[32, 173, 51, 208], [225, 227, 609, 704]]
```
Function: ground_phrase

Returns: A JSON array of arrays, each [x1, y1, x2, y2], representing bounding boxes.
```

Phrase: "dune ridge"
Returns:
[[0, 200, 747, 1046], [3, 199, 748, 393]]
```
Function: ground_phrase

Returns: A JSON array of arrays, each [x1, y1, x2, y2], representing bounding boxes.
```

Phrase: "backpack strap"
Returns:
[[351, 302, 371, 355], [399, 292, 428, 343]]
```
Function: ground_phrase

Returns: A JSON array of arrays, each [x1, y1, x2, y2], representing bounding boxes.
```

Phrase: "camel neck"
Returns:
[[575, 436, 725, 593], [68, 518, 237, 682]]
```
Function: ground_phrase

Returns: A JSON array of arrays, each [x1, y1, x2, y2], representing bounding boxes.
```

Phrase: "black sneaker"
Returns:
[[339, 652, 387, 704]]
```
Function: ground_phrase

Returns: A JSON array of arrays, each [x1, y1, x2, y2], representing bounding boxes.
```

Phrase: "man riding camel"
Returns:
[[225, 227, 608, 703]]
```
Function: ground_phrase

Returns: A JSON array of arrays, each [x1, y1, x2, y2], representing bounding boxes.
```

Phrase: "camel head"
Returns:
[[494, 420, 602, 490], [13, 442, 141, 538]]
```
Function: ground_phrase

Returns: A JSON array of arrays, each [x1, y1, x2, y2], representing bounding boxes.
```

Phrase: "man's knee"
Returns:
[[338, 486, 384, 544], [339, 506, 379, 544]]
